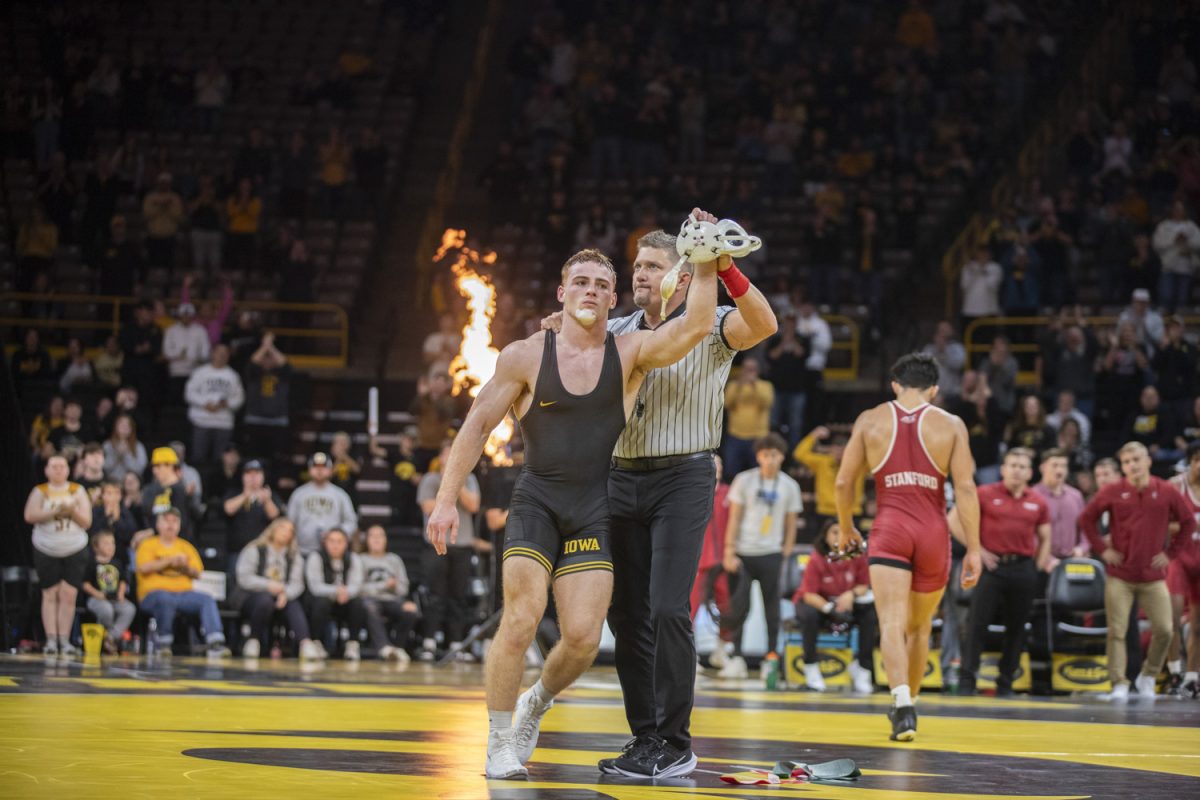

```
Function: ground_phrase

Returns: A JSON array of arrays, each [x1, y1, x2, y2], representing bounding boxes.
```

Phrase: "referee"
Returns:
[[599, 228, 777, 778]]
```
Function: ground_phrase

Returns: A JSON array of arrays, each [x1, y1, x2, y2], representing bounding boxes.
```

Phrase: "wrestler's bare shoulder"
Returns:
[[921, 404, 966, 433], [502, 331, 545, 357], [855, 402, 894, 430], [492, 333, 545, 379]]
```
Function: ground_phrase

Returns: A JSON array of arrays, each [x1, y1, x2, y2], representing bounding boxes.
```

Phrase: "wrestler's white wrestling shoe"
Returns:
[[513, 686, 554, 764], [486, 730, 528, 779]]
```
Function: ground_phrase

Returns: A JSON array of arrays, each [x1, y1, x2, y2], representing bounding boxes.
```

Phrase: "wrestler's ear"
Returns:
[[557, 284, 566, 304]]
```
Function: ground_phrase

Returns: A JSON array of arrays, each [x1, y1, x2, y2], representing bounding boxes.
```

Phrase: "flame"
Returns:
[[436, 228, 513, 466]]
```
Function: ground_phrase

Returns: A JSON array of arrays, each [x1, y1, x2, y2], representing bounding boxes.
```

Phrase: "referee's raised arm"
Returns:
[[713, 258, 778, 350]]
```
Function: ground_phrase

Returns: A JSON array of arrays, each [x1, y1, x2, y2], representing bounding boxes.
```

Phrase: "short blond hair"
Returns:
[[560, 248, 617, 286], [1118, 441, 1149, 458]]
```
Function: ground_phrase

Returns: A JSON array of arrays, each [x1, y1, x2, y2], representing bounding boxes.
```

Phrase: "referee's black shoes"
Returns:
[[888, 704, 917, 741], [598, 734, 659, 775], [608, 734, 698, 779]]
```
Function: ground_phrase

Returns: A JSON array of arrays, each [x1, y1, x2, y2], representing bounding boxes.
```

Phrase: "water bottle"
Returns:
[[146, 618, 157, 657], [763, 651, 780, 690], [946, 658, 961, 695]]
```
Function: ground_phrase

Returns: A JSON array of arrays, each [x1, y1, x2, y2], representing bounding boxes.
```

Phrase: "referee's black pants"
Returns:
[[961, 557, 1038, 692], [608, 457, 715, 752]]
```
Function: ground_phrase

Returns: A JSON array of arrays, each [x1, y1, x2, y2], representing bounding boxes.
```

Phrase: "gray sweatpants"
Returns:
[[87, 597, 137, 639]]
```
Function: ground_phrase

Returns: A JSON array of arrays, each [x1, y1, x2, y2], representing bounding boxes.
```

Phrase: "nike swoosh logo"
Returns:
[[539, 401, 557, 408]]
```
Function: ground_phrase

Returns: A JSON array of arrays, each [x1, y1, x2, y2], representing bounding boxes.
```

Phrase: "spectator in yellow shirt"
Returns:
[[225, 177, 262, 270], [836, 137, 876, 180], [17, 204, 59, 290], [896, 0, 937, 51], [318, 126, 350, 218], [724, 358, 775, 478], [794, 426, 864, 524], [135, 507, 230, 656], [142, 172, 184, 275]]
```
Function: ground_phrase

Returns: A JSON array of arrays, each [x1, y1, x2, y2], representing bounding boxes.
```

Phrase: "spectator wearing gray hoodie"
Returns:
[[233, 517, 320, 660], [184, 343, 244, 469], [287, 452, 358, 555], [358, 524, 419, 662], [304, 527, 367, 660]]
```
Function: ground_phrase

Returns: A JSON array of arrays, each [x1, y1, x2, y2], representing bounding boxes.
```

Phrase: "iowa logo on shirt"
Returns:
[[305, 497, 336, 515], [153, 491, 173, 513]]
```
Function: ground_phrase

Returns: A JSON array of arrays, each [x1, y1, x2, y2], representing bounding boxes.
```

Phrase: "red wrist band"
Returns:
[[719, 262, 751, 298]]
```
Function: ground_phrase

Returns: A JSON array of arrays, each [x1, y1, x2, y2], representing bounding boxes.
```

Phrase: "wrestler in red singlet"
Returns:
[[836, 353, 979, 742], [868, 401, 952, 593], [1167, 443, 1200, 696], [1168, 471, 1200, 608]]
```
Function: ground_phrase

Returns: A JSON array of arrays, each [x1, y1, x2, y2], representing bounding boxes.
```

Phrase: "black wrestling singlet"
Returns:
[[519, 330, 627, 485], [503, 331, 628, 576]]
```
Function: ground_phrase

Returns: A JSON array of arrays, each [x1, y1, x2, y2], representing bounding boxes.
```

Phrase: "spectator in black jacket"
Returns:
[[1151, 317, 1197, 422], [764, 311, 810, 453], [1126, 385, 1183, 467], [353, 126, 387, 218], [97, 215, 145, 297], [9, 328, 55, 397], [142, 447, 202, 540], [242, 332, 293, 476], [88, 481, 141, 565], [222, 459, 283, 577], [119, 302, 162, 415]]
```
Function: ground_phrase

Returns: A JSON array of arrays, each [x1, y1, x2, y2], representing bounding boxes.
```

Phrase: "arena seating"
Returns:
[[1, 0, 438, 355]]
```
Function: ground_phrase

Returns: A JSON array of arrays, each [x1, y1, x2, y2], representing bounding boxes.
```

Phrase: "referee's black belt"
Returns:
[[995, 553, 1032, 564], [612, 451, 713, 472]]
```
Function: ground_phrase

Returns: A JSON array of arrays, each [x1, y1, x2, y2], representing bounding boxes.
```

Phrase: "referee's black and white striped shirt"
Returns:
[[607, 304, 738, 458]]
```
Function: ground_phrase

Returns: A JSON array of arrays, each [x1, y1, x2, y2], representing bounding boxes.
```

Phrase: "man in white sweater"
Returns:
[[288, 452, 359, 555], [959, 244, 1002, 331], [185, 343, 244, 469], [164, 303, 210, 403], [1153, 200, 1200, 313]]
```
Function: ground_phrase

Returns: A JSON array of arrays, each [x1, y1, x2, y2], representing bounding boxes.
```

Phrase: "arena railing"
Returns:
[[0, 293, 350, 370], [963, 314, 1200, 388], [822, 314, 860, 382]]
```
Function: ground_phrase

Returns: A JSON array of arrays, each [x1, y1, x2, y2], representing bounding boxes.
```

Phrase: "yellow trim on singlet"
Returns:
[[553, 561, 613, 578], [503, 547, 554, 573]]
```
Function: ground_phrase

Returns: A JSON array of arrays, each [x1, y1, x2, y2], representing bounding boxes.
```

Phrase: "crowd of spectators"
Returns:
[[956, 9, 1198, 323], [4, 0, 429, 375], [479, 0, 1094, 337], [8, 1, 1200, 699], [14, 297, 499, 663]]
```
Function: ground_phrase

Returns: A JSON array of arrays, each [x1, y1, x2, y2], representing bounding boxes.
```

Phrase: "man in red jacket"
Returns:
[[1079, 441, 1197, 700], [691, 455, 731, 622]]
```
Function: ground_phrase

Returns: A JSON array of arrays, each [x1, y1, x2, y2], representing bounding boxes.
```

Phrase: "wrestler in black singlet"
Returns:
[[504, 330, 627, 578]]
